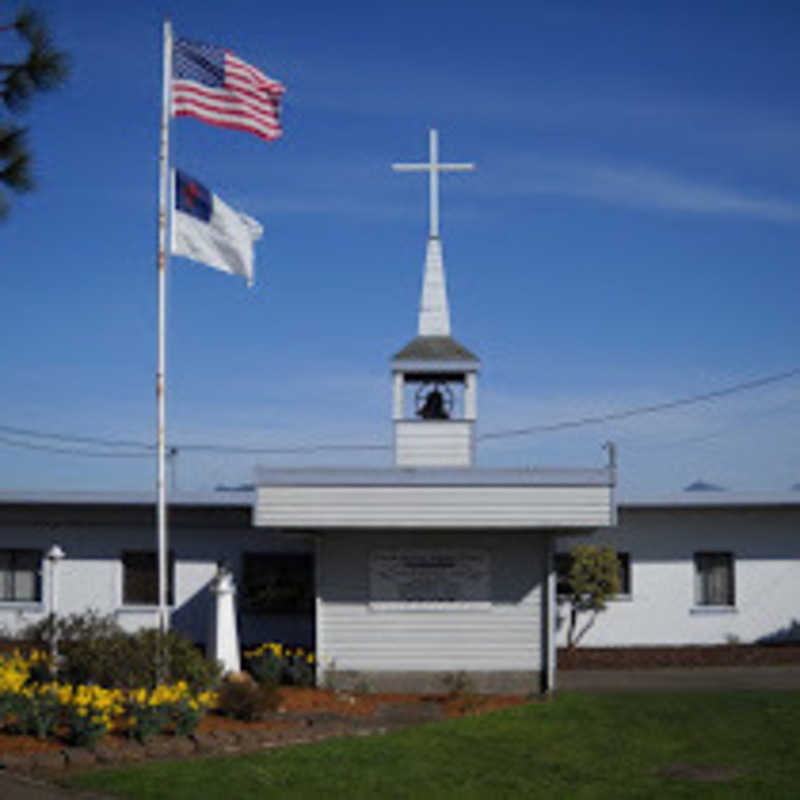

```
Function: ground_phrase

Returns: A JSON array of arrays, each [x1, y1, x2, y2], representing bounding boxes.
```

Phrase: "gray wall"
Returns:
[[316, 530, 547, 691]]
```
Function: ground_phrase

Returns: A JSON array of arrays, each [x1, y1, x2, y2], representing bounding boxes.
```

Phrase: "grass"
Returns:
[[65, 691, 800, 799]]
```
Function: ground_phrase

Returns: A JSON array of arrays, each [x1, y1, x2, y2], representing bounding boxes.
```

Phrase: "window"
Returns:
[[0, 549, 41, 602], [555, 550, 631, 598], [242, 553, 313, 614], [554, 552, 573, 596], [694, 552, 734, 606], [122, 551, 174, 606], [616, 553, 631, 596]]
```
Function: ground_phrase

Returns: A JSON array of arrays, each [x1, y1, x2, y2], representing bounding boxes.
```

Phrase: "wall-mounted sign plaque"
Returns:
[[370, 548, 490, 609]]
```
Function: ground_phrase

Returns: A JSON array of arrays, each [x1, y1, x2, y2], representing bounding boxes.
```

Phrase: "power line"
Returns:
[[0, 424, 153, 449], [477, 367, 800, 442], [0, 435, 152, 459], [178, 443, 391, 454], [1, 366, 798, 457]]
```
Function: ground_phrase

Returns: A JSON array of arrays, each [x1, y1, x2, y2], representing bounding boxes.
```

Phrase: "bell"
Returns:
[[418, 388, 449, 420]]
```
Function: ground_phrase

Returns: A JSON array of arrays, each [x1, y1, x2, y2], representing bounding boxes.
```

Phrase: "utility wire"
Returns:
[[0, 424, 153, 449], [177, 443, 391, 454], [477, 367, 800, 442], [1, 366, 798, 457], [0, 435, 152, 459]]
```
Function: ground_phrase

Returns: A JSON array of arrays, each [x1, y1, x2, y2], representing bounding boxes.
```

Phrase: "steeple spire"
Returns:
[[418, 237, 450, 336], [392, 129, 475, 337]]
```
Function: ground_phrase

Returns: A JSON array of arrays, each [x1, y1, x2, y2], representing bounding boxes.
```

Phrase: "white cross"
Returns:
[[392, 129, 475, 238]]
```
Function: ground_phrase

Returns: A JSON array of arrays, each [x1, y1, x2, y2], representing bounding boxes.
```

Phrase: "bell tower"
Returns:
[[391, 130, 479, 468]]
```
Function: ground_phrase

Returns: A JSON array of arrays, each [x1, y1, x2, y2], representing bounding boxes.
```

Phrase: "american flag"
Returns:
[[171, 38, 284, 141]]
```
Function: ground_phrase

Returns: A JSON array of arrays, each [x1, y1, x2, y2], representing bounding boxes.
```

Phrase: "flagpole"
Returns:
[[156, 18, 172, 636]]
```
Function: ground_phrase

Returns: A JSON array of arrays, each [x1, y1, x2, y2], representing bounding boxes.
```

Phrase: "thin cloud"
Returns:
[[496, 156, 800, 223]]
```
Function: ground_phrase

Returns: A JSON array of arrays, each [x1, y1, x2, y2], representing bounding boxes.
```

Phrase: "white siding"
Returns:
[[317, 531, 545, 674], [0, 523, 313, 647], [256, 485, 613, 528], [556, 505, 800, 646], [395, 420, 473, 467]]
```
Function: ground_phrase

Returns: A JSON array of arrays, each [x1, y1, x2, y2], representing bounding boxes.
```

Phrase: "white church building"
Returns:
[[0, 131, 797, 691], [254, 130, 615, 692]]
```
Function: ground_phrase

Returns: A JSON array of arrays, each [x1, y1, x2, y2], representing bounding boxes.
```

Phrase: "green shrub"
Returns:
[[22, 611, 129, 687], [21, 612, 221, 691], [127, 630, 222, 692], [244, 647, 282, 687], [244, 642, 315, 687], [17, 683, 61, 739], [217, 679, 279, 722], [284, 651, 315, 687]]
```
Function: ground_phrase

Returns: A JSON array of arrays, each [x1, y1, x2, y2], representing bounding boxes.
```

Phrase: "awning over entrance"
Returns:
[[254, 467, 615, 529]]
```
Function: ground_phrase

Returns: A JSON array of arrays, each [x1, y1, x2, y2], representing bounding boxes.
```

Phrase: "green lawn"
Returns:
[[66, 691, 800, 799]]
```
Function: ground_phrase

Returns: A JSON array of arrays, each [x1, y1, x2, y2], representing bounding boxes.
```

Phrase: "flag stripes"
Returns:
[[172, 40, 284, 142]]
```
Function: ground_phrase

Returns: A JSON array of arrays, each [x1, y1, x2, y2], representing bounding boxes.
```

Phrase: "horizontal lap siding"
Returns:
[[317, 532, 545, 673], [555, 507, 800, 646], [256, 486, 612, 527], [395, 421, 472, 467]]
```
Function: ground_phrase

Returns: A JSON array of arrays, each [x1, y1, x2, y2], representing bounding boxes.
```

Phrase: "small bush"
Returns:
[[217, 679, 278, 722], [245, 647, 282, 687], [284, 651, 315, 687], [21, 613, 221, 691], [244, 642, 315, 687], [127, 630, 222, 692], [22, 611, 130, 687], [17, 683, 61, 739]]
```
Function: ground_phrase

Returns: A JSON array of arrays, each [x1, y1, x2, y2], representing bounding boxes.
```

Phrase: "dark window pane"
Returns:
[[0, 550, 41, 602], [242, 553, 314, 614], [695, 552, 734, 606], [617, 553, 631, 596], [554, 553, 573, 596], [123, 551, 174, 605]]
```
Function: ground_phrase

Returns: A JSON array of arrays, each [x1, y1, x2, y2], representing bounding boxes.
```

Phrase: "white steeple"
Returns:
[[392, 129, 474, 338], [418, 237, 450, 336], [391, 130, 480, 468]]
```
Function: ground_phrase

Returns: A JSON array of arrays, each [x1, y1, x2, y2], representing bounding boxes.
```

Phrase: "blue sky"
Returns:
[[3, 0, 800, 497]]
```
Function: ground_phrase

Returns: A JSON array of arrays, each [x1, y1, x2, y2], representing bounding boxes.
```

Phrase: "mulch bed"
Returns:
[[0, 687, 531, 775], [558, 644, 800, 670]]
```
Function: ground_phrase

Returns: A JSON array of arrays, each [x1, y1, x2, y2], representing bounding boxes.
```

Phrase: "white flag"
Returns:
[[172, 170, 263, 286]]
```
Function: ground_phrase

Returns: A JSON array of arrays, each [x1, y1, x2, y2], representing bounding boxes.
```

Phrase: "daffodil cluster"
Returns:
[[126, 681, 217, 741], [0, 651, 219, 746], [244, 642, 315, 687], [0, 650, 31, 695], [60, 684, 125, 746]]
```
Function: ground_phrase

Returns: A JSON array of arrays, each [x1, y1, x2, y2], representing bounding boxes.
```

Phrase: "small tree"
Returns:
[[562, 544, 621, 649], [1, 5, 69, 217]]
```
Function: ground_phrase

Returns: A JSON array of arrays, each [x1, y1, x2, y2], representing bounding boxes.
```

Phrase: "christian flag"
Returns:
[[172, 170, 263, 286], [171, 38, 284, 141]]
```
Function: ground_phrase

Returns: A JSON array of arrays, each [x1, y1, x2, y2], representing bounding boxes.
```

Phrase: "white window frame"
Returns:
[[0, 548, 43, 604], [693, 551, 736, 610]]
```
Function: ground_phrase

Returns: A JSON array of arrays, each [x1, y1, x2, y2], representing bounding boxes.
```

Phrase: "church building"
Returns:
[[2, 132, 796, 684], [254, 130, 616, 692]]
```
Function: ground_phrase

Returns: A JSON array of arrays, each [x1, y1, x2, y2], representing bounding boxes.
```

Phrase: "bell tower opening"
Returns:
[[391, 338, 479, 468]]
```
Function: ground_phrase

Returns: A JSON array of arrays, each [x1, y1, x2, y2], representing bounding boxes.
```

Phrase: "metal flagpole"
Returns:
[[156, 19, 172, 636]]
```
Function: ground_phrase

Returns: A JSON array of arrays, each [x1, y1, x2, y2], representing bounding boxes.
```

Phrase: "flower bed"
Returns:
[[0, 685, 532, 775], [0, 650, 217, 748]]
